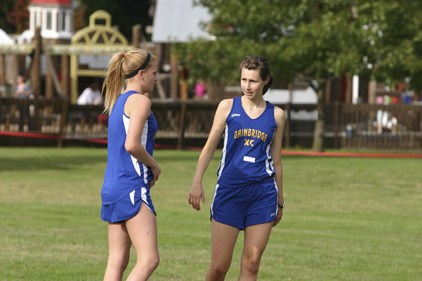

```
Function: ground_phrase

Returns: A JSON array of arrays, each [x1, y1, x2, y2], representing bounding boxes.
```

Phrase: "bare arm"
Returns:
[[188, 99, 232, 211], [271, 106, 286, 225], [124, 94, 161, 185]]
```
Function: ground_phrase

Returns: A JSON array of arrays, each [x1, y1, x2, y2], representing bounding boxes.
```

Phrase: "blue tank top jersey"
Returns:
[[217, 96, 277, 187], [101, 90, 158, 205]]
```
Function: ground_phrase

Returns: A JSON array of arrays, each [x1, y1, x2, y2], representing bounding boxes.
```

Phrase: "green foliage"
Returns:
[[175, 0, 422, 90], [0, 148, 421, 280], [173, 38, 274, 84], [355, 1, 422, 87], [0, 0, 21, 33]]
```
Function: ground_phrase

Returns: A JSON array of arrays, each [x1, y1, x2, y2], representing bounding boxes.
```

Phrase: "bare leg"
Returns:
[[125, 203, 160, 281], [238, 222, 273, 281], [103, 223, 131, 281], [206, 219, 240, 281]]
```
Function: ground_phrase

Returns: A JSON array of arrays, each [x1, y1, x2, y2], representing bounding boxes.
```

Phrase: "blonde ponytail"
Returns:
[[103, 52, 126, 113]]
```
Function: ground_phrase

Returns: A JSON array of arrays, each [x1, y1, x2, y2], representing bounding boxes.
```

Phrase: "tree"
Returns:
[[173, 0, 422, 151], [0, 0, 28, 34]]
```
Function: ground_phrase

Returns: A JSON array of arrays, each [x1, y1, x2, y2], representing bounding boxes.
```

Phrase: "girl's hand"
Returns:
[[188, 183, 205, 211], [273, 208, 283, 226], [149, 163, 161, 188]]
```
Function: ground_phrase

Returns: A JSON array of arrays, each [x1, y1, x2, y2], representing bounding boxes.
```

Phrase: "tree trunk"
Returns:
[[206, 80, 225, 101], [312, 80, 325, 152], [170, 53, 178, 99]]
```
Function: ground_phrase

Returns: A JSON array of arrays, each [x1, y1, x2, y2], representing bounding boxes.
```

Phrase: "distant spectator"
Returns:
[[77, 80, 103, 105], [14, 75, 33, 131], [14, 75, 33, 99], [194, 80, 207, 100]]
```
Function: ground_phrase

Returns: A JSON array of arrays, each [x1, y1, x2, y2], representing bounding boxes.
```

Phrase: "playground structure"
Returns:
[[0, 10, 139, 102]]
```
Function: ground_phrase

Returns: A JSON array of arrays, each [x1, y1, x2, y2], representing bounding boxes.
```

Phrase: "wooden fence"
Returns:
[[0, 97, 421, 150], [325, 103, 421, 149]]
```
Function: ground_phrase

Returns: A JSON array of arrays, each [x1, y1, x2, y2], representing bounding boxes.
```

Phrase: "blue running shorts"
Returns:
[[210, 181, 278, 230], [101, 187, 155, 223]]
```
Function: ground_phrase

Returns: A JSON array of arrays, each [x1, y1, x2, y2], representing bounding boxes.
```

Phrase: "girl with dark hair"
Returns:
[[188, 56, 286, 280]]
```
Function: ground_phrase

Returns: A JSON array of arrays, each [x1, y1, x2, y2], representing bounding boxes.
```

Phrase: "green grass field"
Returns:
[[0, 147, 421, 281]]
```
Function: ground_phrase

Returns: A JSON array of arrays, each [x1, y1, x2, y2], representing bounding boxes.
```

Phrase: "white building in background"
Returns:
[[19, 0, 73, 43], [152, 0, 212, 43], [264, 87, 318, 104]]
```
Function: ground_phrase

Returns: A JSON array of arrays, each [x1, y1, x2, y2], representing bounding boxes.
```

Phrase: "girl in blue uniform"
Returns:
[[188, 56, 286, 281], [101, 49, 161, 281]]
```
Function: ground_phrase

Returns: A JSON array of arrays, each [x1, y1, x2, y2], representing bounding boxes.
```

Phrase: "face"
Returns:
[[240, 68, 268, 99], [141, 60, 158, 93]]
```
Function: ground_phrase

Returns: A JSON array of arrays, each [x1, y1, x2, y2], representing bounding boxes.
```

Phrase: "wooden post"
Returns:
[[61, 54, 69, 98], [57, 99, 69, 147], [333, 101, 340, 149], [284, 83, 293, 148], [311, 79, 326, 152], [45, 53, 64, 97], [284, 103, 291, 149], [325, 78, 331, 103], [368, 80, 377, 104], [345, 72, 352, 104], [11, 55, 18, 93], [179, 63, 188, 101], [154, 43, 162, 63], [170, 52, 178, 99], [70, 52, 78, 103], [30, 27, 42, 130], [31, 28, 41, 94], [31, 27, 42, 98], [132, 24, 141, 48], [177, 101, 187, 150], [46, 58, 53, 99], [0, 54, 5, 96]]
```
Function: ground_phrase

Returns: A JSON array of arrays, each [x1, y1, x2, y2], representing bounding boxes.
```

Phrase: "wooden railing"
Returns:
[[329, 103, 422, 149], [0, 97, 421, 150]]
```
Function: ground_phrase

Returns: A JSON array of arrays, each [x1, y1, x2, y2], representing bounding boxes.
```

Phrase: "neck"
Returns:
[[241, 95, 265, 107], [125, 83, 144, 95]]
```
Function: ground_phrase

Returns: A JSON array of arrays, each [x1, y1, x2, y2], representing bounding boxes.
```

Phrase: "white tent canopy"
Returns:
[[0, 29, 14, 45]]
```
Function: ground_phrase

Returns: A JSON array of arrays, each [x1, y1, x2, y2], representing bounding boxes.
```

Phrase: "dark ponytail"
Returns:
[[263, 75, 273, 94]]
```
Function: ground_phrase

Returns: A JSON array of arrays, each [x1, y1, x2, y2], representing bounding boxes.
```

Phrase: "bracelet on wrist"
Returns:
[[278, 202, 285, 209]]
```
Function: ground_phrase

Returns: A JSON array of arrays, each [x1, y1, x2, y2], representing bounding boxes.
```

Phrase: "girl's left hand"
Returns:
[[273, 210, 283, 226]]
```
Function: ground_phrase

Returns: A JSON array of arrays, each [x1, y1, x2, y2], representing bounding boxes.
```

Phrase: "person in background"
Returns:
[[194, 79, 207, 100], [77, 80, 103, 105], [188, 56, 286, 281], [14, 75, 32, 99], [14, 74, 33, 130], [100, 48, 161, 281]]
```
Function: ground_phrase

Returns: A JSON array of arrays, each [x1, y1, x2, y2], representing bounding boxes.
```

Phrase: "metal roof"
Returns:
[[152, 0, 212, 43]]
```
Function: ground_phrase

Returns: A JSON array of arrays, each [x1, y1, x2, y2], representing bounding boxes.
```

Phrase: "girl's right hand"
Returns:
[[188, 183, 205, 211]]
